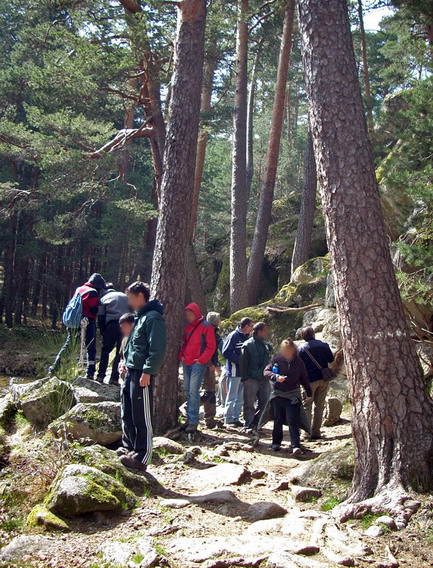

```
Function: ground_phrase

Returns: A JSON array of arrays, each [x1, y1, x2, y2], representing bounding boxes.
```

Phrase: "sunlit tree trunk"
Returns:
[[150, 0, 206, 434], [297, 0, 433, 519], [247, 1, 295, 305], [246, 36, 264, 199], [357, 0, 373, 132]]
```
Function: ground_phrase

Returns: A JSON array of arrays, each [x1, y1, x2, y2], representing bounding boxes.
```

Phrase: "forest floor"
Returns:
[[1, 405, 433, 568]]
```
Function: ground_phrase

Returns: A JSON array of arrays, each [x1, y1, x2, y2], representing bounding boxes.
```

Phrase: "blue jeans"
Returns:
[[224, 376, 243, 424], [183, 363, 206, 426]]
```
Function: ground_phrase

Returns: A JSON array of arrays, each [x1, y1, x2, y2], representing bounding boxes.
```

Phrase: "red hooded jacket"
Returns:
[[178, 303, 216, 366], [76, 282, 99, 320]]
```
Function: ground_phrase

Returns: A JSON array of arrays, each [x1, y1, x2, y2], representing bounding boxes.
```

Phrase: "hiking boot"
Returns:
[[292, 446, 303, 456], [206, 420, 223, 429], [271, 444, 281, 452], [185, 424, 198, 434], [119, 454, 147, 472], [115, 447, 129, 457]]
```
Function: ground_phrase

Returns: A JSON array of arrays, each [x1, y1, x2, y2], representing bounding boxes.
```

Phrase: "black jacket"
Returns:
[[298, 339, 334, 382], [264, 355, 312, 398], [210, 326, 223, 367]]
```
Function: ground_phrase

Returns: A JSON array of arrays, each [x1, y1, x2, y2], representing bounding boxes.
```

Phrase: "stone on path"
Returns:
[[322, 548, 355, 566], [153, 436, 185, 455], [246, 501, 288, 522], [323, 397, 343, 426], [365, 525, 384, 537], [49, 401, 121, 445], [0, 535, 53, 563], [189, 489, 240, 504], [375, 515, 396, 530], [183, 463, 250, 491], [266, 551, 330, 567], [291, 485, 322, 503], [102, 541, 133, 566], [160, 498, 191, 509]]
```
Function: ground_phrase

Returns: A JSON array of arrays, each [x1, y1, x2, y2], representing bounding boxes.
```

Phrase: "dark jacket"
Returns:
[[178, 303, 216, 366], [264, 355, 312, 398], [124, 300, 167, 375], [240, 336, 272, 381], [222, 326, 251, 377], [98, 288, 130, 332], [210, 327, 223, 367], [298, 338, 334, 383]]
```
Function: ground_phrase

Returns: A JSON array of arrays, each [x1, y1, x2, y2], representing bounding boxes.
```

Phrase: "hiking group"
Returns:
[[50, 273, 335, 472]]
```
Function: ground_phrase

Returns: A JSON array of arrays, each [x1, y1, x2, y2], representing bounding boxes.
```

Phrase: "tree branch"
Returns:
[[267, 302, 322, 314], [249, 11, 274, 34], [117, 0, 141, 13], [84, 126, 153, 159]]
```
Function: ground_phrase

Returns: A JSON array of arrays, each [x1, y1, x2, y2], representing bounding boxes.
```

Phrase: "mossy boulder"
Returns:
[[296, 443, 354, 489], [70, 444, 151, 494], [72, 376, 120, 403], [0, 393, 16, 428], [27, 505, 70, 531], [45, 464, 137, 516], [49, 401, 121, 445], [153, 436, 185, 455], [14, 377, 75, 428], [290, 256, 329, 286]]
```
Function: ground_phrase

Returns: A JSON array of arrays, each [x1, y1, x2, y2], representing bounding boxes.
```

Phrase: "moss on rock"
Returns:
[[27, 505, 70, 531]]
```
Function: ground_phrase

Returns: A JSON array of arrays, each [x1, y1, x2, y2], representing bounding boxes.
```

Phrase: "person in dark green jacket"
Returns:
[[240, 322, 272, 432], [118, 281, 167, 472]]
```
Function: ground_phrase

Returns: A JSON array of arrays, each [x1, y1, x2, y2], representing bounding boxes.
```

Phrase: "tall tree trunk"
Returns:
[[297, 0, 433, 519], [4, 213, 16, 328], [247, 1, 295, 305], [358, 0, 373, 132], [246, 36, 264, 199], [150, 0, 206, 434], [229, 0, 249, 313], [291, 129, 317, 273]]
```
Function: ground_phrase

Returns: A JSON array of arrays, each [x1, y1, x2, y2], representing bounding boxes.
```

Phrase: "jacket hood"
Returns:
[[143, 299, 164, 315], [185, 302, 202, 321], [88, 273, 106, 291]]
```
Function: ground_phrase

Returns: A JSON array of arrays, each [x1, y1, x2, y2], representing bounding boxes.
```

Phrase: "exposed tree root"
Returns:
[[334, 487, 421, 529], [267, 301, 322, 314]]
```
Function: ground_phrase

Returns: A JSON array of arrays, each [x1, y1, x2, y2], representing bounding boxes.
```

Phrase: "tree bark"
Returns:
[[247, 1, 295, 305], [297, 0, 433, 517], [246, 36, 264, 199], [150, 0, 206, 434], [291, 129, 317, 273], [229, 0, 249, 313], [357, 0, 373, 132]]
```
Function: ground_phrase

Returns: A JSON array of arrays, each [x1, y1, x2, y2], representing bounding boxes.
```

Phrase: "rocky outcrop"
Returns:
[[72, 376, 120, 403], [323, 397, 343, 427], [45, 464, 137, 516], [0, 393, 16, 427], [49, 401, 121, 445], [27, 505, 70, 531], [291, 443, 354, 489]]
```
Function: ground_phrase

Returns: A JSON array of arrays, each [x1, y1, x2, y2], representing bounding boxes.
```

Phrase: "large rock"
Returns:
[[183, 463, 250, 491], [49, 401, 121, 445], [291, 486, 322, 503], [247, 501, 287, 522], [0, 393, 16, 427], [14, 377, 74, 427], [291, 443, 354, 489], [27, 505, 70, 531], [45, 464, 136, 516], [323, 397, 343, 427], [0, 535, 53, 563], [72, 376, 120, 403], [70, 444, 150, 493]]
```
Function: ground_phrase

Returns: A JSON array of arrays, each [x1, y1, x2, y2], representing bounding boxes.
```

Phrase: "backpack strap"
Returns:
[[303, 347, 323, 371]]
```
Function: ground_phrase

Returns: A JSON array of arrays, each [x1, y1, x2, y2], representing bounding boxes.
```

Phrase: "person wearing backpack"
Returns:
[[96, 283, 130, 385], [178, 302, 216, 433], [49, 273, 106, 379], [298, 327, 335, 440]]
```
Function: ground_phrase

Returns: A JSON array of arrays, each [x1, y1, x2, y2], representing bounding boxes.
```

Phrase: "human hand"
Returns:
[[304, 396, 313, 404], [140, 373, 151, 387], [276, 375, 286, 383]]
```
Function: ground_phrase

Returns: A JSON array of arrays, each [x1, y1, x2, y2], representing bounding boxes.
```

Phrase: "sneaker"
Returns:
[[185, 424, 198, 434], [47, 366, 54, 376], [115, 447, 129, 457], [225, 421, 243, 428], [293, 446, 303, 456], [271, 444, 281, 452], [119, 454, 147, 472]]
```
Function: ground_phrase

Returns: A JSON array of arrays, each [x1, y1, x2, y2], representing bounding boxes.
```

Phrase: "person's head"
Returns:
[[105, 282, 114, 290], [207, 311, 221, 328], [119, 312, 135, 337], [301, 326, 315, 341], [253, 322, 269, 340], [240, 317, 254, 335], [127, 281, 150, 311], [280, 338, 297, 361], [88, 273, 106, 292], [184, 302, 202, 324]]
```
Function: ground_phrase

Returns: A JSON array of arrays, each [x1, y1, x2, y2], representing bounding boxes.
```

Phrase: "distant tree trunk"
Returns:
[[4, 213, 16, 328], [185, 245, 207, 314], [247, 1, 295, 305], [357, 0, 373, 132], [150, 0, 206, 434], [246, 36, 264, 199], [297, 0, 433, 519], [229, 0, 249, 313], [291, 129, 317, 273]]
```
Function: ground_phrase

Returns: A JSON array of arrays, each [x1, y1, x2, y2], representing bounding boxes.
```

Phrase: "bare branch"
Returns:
[[249, 11, 274, 34], [267, 302, 322, 314], [84, 126, 153, 159]]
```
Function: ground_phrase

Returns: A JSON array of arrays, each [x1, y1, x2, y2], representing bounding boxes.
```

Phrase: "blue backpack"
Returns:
[[62, 290, 83, 329]]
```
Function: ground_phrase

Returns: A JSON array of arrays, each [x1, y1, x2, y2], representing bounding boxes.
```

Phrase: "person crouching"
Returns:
[[264, 339, 312, 455]]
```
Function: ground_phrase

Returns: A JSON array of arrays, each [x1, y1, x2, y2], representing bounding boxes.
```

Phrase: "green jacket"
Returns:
[[124, 300, 167, 375], [240, 336, 272, 381]]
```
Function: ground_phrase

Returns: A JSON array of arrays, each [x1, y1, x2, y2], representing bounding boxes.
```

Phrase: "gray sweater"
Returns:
[[98, 289, 129, 325]]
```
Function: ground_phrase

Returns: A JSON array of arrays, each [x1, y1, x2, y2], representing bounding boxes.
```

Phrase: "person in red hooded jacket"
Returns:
[[179, 303, 216, 433]]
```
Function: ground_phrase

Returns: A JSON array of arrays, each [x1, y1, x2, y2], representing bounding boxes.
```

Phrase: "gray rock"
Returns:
[[266, 551, 329, 567], [45, 464, 136, 516], [0, 393, 16, 427], [102, 541, 133, 566], [153, 436, 185, 455], [322, 548, 355, 566], [323, 397, 343, 427], [73, 376, 120, 402], [160, 498, 191, 509], [14, 377, 74, 427], [184, 463, 250, 490], [375, 515, 396, 530], [0, 535, 52, 562], [327, 377, 349, 403], [364, 525, 384, 537], [293, 443, 354, 489], [247, 501, 287, 522], [189, 489, 240, 504], [136, 536, 158, 567], [49, 401, 121, 445], [291, 485, 322, 503]]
